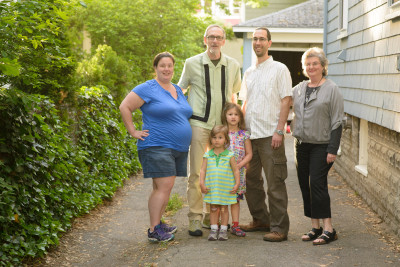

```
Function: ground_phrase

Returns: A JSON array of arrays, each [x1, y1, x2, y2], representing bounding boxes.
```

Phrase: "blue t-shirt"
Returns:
[[133, 79, 193, 152]]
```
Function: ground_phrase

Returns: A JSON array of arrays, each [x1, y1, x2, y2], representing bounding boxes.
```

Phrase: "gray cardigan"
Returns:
[[291, 79, 344, 144]]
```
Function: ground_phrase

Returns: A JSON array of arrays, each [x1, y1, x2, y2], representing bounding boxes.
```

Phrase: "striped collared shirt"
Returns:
[[239, 56, 292, 139]]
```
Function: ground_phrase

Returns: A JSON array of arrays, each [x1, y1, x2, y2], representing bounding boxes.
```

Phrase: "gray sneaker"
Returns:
[[208, 229, 218, 241], [188, 220, 203, 236], [218, 229, 228, 241]]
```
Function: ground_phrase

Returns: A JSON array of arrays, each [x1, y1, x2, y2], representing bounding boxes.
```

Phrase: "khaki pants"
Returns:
[[187, 125, 211, 221], [245, 137, 290, 234]]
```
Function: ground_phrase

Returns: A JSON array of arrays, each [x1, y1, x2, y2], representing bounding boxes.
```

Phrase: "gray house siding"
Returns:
[[327, 0, 400, 131], [325, 0, 400, 237]]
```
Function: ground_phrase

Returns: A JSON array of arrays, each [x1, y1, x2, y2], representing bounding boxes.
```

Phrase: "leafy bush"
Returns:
[[0, 0, 76, 102], [70, 0, 211, 85], [72, 85, 140, 199], [0, 87, 140, 266], [76, 45, 134, 105]]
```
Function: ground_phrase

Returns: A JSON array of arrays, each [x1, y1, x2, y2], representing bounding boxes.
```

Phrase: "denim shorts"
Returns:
[[138, 146, 188, 178]]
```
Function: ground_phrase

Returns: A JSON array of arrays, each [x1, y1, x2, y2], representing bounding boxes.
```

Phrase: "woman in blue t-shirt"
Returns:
[[120, 52, 192, 243]]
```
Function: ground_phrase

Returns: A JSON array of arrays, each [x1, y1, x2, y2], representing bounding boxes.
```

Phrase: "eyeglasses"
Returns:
[[207, 35, 224, 41], [305, 62, 321, 67], [252, 37, 268, 42]]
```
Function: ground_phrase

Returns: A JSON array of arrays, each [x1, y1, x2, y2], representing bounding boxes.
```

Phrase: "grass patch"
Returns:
[[164, 193, 184, 217]]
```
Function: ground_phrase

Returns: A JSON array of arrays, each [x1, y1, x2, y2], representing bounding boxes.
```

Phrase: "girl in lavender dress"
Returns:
[[221, 103, 253, 236]]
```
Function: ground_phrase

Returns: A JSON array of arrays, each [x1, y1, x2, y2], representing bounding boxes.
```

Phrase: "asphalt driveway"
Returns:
[[36, 135, 400, 267]]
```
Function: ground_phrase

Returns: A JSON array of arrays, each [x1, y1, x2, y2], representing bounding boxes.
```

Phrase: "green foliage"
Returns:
[[0, 0, 214, 265], [0, 87, 139, 266], [244, 0, 269, 8], [73, 85, 141, 195], [0, 0, 76, 102], [76, 45, 134, 105], [165, 193, 184, 217], [70, 0, 212, 85], [202, 0, 269, 15]]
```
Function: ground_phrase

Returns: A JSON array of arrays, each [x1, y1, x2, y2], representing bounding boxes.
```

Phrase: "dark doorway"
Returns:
[[269, 50, 307, 87]]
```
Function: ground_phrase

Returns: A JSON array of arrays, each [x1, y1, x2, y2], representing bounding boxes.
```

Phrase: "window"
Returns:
[[339, 0, 348, 30], [390, 0, 400, 6], [386, 0, 400, 20], [355, 119, 368, 176], [337, 0, 349, 39]]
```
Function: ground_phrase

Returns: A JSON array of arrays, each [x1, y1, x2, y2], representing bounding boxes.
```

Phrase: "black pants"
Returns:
[[294, 139, 333, 219]]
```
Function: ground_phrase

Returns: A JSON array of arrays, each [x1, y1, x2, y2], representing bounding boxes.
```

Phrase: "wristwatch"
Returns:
[[275, 129, 284, 136]]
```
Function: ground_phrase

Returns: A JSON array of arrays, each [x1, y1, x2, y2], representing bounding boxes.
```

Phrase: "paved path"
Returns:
[[36, 135, 400, 267]]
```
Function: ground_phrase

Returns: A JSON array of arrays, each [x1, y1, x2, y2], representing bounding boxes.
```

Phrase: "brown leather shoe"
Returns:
[[239, 220, 270, 232], [263, 231, 288, 242]]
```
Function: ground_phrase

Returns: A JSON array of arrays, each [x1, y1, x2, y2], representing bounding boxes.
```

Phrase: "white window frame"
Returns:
[[385, 0, 400, 20], [355, 119, 368, 176], [337, 0, 349, 39], [389, 0, 400, 7]]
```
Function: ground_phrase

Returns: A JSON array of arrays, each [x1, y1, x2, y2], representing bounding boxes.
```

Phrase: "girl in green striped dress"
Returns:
[[199, 125, 240, 241]]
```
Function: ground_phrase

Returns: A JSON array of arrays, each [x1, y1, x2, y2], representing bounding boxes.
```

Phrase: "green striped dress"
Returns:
[[203, 149, 237, 205]]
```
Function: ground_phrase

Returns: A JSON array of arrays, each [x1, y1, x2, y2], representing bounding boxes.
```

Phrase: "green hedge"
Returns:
[[0, 87, 140, 266]]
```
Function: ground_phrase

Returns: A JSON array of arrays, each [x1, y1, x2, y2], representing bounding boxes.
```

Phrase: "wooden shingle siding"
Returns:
[[328, 61, 345, 74], [327, 30, 340, 43], [332, 74, 400, 93], [363, 24, 384, 43], [373, 38, 388, 56], [344, 101, 378, 122], [327, 18, 339, 32], [328, 5, 339, 20], [387, 35, 400, 54], [326, 41, 341, 54], [348, 16, 363, 35], [383, 93, 400, 112], [347, 31, 363, 47], [346, 102, 399, 130], [331, 57, 397, 76], [381, 110, 400, 132], [327, 0, 338, 13], [348, 0, 364, 19], [386, 20, 400, 37], [327, 0, 400, 239], [326, 0, 400, 131], [363, 5, 387, 29]]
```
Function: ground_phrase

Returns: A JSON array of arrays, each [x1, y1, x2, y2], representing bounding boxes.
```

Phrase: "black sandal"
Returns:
[[313, 229, 338, 245], [301, 227, 323, 241]]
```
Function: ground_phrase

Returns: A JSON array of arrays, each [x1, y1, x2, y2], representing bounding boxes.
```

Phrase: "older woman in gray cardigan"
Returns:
[[291, 47, 344, 245]]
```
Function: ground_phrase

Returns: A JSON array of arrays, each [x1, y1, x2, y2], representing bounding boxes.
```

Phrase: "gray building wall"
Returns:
[[326, 0, 400, 132], [326, 0, 400, 237], [334, 119, 400, 237]]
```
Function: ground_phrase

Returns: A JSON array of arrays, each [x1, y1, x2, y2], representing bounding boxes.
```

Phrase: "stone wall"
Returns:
[[334, 115, 400, 237]]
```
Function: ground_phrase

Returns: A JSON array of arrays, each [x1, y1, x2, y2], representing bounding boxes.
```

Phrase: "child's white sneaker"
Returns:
[[208, 229, 218, 241], [218, 229, 228, 241]]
